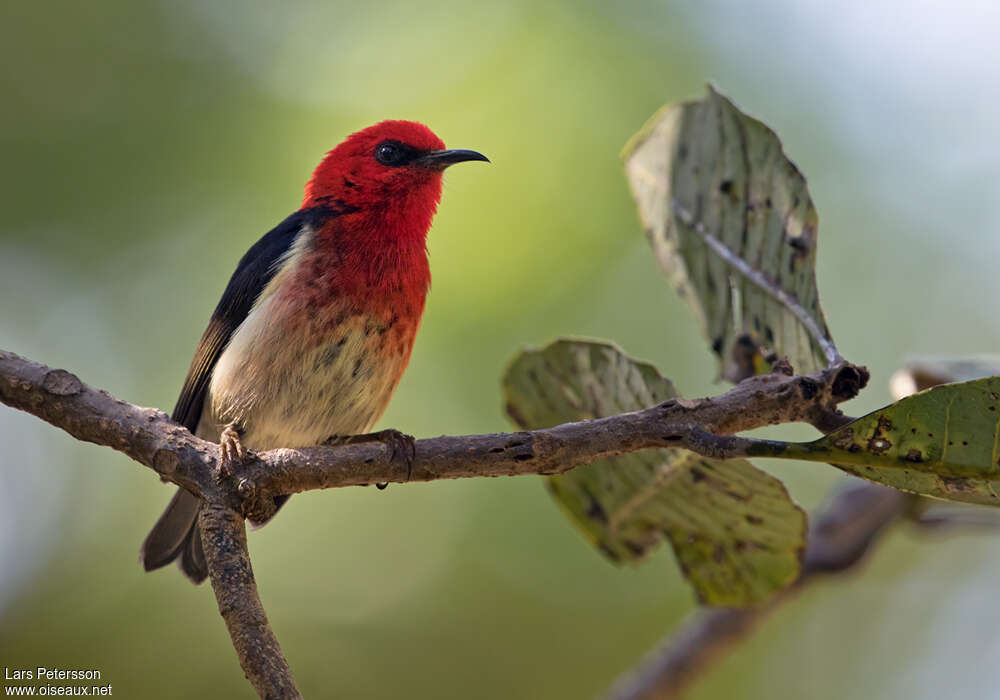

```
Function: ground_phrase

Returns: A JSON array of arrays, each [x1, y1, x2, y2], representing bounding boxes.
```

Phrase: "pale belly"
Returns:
[[197, 294, 412, 450]]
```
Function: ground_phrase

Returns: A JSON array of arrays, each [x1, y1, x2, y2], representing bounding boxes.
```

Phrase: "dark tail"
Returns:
[[140, 488, 208, 584]]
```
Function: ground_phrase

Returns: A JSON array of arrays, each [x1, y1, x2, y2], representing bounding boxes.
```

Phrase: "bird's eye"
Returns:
[[375, 141, 406, 166]]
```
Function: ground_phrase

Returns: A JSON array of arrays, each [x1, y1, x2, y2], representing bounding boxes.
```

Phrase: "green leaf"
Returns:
[[623, 85, 838, 381], [503, 339, 806, 605], [766, 377, 1000, 506]]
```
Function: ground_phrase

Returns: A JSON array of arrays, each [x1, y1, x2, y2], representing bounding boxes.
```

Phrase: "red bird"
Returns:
[[141, 121, 488, 583]]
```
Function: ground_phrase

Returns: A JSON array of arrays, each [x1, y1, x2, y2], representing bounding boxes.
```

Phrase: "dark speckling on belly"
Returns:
[[202, 302, 418, 450]]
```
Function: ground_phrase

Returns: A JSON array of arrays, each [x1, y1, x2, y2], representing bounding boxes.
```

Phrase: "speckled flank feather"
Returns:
[[201, 223, 421, 447]]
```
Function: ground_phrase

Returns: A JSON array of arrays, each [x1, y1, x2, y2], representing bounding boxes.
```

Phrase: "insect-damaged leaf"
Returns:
[[768, 377, 1000, 506], [623, 85, 839, 381], [502, 339, 806, 605]]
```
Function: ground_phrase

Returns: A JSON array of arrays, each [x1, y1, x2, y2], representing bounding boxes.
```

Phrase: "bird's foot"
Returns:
[[337, 428, 416, 488], [218, 425, 246, 478]]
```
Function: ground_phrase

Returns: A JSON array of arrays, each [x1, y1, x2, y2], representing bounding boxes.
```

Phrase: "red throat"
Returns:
[[295, 121, 452, 316], [307, 180, 439, 309]]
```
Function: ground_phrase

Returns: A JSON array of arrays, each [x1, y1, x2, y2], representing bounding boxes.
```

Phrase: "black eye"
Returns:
[[375, 141, 406, 166]]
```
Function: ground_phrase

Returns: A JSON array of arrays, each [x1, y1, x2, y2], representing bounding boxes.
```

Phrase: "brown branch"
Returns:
[[603, 482, 909, 700], [0, 351, 222, 504], [241, 363, 866, 497], [0, 349, 866, 504], [604, 606, 762, 700], [0, 348, 868, 699], [0, 349, 300, 697], [199, 505, 302, 699]]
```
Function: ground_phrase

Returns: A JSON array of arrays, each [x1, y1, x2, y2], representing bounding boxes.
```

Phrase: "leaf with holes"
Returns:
[[623, 85, 839, 381], [761, 377, 1000, 506], [502, 339, 806, 605]]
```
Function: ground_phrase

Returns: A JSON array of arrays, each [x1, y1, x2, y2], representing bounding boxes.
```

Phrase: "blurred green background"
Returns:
[[3, 0, 1000, 698]]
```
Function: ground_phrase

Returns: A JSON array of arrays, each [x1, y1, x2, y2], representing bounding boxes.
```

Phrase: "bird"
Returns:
[[140, 120, 488, 583]]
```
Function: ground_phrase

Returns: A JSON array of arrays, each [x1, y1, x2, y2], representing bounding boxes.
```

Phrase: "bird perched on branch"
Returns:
[[141, 121, 488, 583]]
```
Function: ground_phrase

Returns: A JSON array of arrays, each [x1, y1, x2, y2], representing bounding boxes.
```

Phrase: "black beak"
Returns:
[[414, 149, 490, 169]]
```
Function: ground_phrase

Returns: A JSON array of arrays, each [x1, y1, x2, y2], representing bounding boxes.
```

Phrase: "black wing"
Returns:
[[171, 206, 337, 432]]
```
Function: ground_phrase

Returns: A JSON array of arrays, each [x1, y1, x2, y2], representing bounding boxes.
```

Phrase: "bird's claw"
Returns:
[[218, 425, 246, 479], [337, 428, 415, 489], [376, 429, 416, 488], [379, 429, 416, 472]]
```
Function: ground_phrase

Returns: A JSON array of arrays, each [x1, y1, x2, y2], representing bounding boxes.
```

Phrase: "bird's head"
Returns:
[[303, 120, 488, 215]]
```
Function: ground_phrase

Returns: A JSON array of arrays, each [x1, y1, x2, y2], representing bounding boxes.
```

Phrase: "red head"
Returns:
[[295, 121, 486, 310], [303, 120, 487, 243]]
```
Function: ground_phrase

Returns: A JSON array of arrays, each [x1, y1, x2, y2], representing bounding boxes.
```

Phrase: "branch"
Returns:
[[0, 348, 867, 699], [0, 349, 866, 504], [0, 350, 302, 697], [200, 505, 302, 699], [603, 482, 909, 700]]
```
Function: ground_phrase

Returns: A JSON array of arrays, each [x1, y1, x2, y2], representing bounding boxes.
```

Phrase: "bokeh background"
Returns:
[[3, 0, 1000, 698]]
